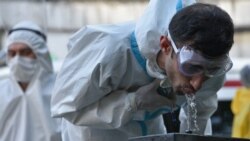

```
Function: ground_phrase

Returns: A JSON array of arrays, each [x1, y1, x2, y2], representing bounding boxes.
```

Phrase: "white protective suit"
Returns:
[[0, 21, 61, 141], [51, 0, 224, 140]]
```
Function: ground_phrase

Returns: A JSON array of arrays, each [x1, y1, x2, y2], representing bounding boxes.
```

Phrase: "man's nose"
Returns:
[[190, 75, 206, 91]]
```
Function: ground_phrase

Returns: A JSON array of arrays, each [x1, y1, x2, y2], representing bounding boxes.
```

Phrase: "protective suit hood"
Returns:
[[5, 21, 53, 73], [135, 0, 196, 79]]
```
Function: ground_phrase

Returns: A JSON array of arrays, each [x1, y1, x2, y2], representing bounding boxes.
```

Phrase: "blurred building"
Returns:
[[0, 0, 148, 61], [0, 0, 250, 61]]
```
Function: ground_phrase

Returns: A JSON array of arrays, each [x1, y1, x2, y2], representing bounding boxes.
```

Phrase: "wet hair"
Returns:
[[169, 3, 234, 57]]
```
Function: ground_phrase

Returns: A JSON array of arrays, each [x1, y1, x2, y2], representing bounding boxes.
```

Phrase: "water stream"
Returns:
[[185, 94, 199, 133]]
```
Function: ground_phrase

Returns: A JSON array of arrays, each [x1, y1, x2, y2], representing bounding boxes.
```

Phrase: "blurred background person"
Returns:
[[231, 64, 250, 139], [0, 21, 62, 141], [0, 49, 6, 67]]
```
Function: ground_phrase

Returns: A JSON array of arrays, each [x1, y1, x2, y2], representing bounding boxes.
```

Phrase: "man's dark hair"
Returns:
[[169, 3, 234, 57]]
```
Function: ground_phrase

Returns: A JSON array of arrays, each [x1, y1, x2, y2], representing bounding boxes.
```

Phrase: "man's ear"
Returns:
[[160, 35, 171, 54]]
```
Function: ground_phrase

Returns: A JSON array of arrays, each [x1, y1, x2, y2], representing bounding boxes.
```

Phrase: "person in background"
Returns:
[[231, 65, 250, 139], [51, 0, 234, 141], [0, 21, 62, 141], [0, 49, 6, 67]]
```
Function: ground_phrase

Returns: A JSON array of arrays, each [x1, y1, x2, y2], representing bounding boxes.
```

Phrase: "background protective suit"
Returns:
[[51, 0, 224, 141], [231, 65, 250, 138], [0, 21, 61, 141]]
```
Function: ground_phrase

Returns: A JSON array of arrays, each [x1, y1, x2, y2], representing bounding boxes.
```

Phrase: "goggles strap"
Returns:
[[167, 31, 179, 53]]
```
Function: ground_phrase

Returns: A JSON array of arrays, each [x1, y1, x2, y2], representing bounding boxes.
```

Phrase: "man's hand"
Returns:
[[135, 79, 176, 111]]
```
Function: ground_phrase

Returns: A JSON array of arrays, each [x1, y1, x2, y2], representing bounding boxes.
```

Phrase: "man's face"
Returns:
[[8, 43, 36, 59], [165, 50, 208, 95], [159, 36, 208, 95]]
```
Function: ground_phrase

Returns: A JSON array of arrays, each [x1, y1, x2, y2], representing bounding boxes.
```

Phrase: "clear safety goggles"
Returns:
[[168, 31, 233, 77]]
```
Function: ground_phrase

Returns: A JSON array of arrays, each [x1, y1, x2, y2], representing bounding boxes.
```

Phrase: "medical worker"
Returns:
[[0, 21, 62, 141], [231, 65, 250, 138], [51, 1, 234, 141]]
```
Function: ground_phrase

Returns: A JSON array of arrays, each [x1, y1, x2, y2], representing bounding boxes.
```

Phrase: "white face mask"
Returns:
[[8, 55, 38, 83]]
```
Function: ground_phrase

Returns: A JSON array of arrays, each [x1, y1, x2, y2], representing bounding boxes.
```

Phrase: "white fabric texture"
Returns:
[[51, 22, 166, 141], [51, 0, 222, 140], [0, 21, 61, 141]]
